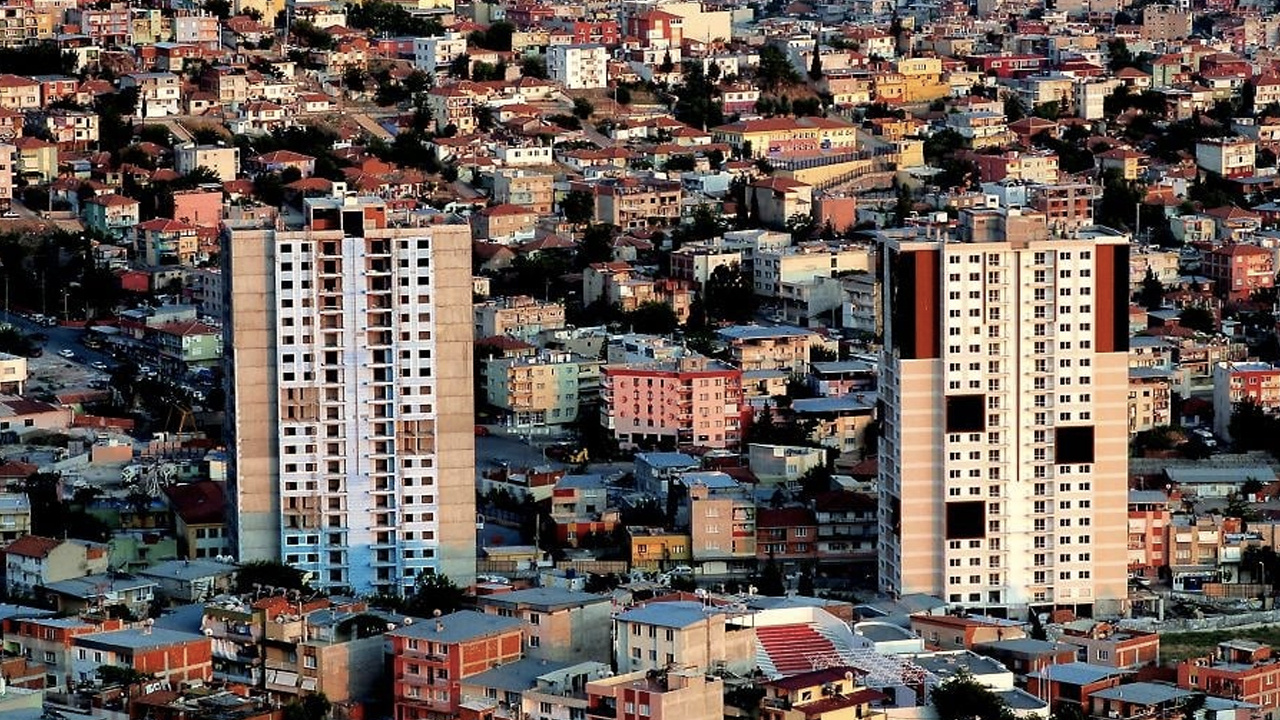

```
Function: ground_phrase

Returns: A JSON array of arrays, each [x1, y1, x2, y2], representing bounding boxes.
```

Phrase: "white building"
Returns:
[[413, 32, 467, 75], [119, 72, 182, 118], [877, 209, 1130, 615], [175, 143, 241, 182], [0, 142, 14, 211], [548, 44, 608, 90], [224, 196, 477, 595]]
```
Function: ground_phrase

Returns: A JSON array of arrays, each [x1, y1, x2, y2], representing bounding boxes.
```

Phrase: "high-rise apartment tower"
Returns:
[[877, 207, 1128, 615], [224, 193, 476, 594]]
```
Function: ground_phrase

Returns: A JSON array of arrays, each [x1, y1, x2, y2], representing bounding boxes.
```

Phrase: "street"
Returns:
[[0, 311, 114, 368]]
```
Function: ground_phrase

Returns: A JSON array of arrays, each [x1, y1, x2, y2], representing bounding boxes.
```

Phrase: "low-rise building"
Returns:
[[174, 142, 240, 182], [5, 535, 109, 597], [1196, 137, 1257, 178], [717, 325, 835, 374], [613, 600, 753, 674], [0, 492, 30, 543], [627, 527, 692, 571], [163, 479, 230, 560], [1213, 361, 1280, 440], [84, 194, 142, 239], [1128, 369, 1173, 434], [548, 44, 608, 89], [586, 669, 723, 720], [1057, 620, 1161, 670], [387, 610, 524, 720], [684, 472, 756, 575], [477, 587, 612, 664], [1204, 243, 1273, 302], [485, 351, 596, 432], [475, 295, 566, 343], [1178, 641, 1280, 716], [71, 627, 212, 686]]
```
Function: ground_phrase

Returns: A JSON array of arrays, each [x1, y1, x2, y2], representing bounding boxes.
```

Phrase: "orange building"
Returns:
[[387, 610, 523, 720], [1179, 641, 1280, 715], [1057, 620, 1161, 669], [1127, 490, 1172, 580], [601, 355, 744, 450], [1204, 243, 1274, 302]]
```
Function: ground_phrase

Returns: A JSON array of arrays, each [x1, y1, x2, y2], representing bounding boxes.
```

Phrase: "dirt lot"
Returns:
[[1159, 626, 1280, 662]]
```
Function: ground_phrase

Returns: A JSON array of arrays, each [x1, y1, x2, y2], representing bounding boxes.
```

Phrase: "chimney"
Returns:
[[435, 620, 445, 633]]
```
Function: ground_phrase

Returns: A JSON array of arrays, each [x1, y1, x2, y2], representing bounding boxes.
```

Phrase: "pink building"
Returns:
[[171, 189, 224, 229], [602, 354, 743, 450]]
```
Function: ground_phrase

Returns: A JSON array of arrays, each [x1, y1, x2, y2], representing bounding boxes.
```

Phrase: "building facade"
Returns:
[[224, 201, 476, 595], [877, 210, 1130, 614]]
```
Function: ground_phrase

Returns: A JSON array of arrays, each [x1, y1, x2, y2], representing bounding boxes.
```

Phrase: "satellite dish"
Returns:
[[204, 628, 214, 637], [404, 617, 415, 625]]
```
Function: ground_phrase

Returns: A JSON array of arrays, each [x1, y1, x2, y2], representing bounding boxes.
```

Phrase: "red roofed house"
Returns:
[[163, 480, 229, 560], [1204, 243, 1274, 302], [759, 667, 883, 720], [5, 535, 109, 596], [84, 193, 142, 238], [1178, 641, 1280, 715], [133, 218, 201, 266], [749, 177, 814, 229]]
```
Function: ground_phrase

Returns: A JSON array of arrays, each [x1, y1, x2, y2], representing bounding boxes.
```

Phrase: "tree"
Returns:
[[449, 53, 470, 79], [622, 302, 679, 334], [204, 0, 231, 19], [1178, 306, 1215, 333], [931, 670, 1016, 720], [797, 567, 815, 596], [561, 190, 594, 226], [1139, 268, 1164, 310], [808, 50, 824, 81], [235, 560, 309, 592], [1107, 39, 1135, 71], [98, 666, 154, 687], [1003, 95, 1026, 122], [1028, 609, 1047, 640], [615, 86, 632, 105], [660, 50, 674, 73], [757, 555, 786, 596], [756, 45, 800, 92], [573, 97, 594, 119], [403, 570, 465, 616], [673, 64, 723, 130], [1230, 399, 1275, 452], [702, 263, 758, 324], [578, 224, 616, 267], [520, 56, 547, 79], [284, 693, 332, 720]]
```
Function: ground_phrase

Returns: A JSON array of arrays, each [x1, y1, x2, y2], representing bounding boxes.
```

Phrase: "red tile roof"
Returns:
[[6, 535, 63, 558], [163, 480, 226, 525]]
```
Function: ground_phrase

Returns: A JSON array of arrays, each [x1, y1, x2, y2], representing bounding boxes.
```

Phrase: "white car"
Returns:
[[58, 349, 75, 359], [91, 361, 109, 371]]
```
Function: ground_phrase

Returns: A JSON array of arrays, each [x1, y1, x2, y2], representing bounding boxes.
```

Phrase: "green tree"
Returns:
[[932, 670, 1016, 720], [1230, 399, 1275, 452], [204, 0, 231, 19], [577, 224, 616, 267], [808, 50, 824, 81], [659, 50, 674, 73], [284, 692, 332, 720], [756, 45, 800, 92], [673, 64, 723, 130], [1107, 39, 1135, 71], [573, 97, 594, 119], [757, 555, 786, 596], [797, 567, 815, 596], [621, 302, 679, 334], [520, 55, 547, 79], [1028, 609, 1047, 640], [561, 190, 594, 226], [702, 262, 757, 324], [615, 86, 632, 105], [1178, 306, 1215, 333], [450, 53, 470, 79], [403, 570, 465, 616], [235, 560, 309, 592], [98, 666, 154, 687], [1003, 95, 1026, 122], [1139, 268, 1164, 310]]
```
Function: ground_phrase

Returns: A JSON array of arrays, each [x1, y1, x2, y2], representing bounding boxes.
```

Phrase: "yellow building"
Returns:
[[627, 527, 691, 571], [760, 668, 884, 720], [896, 57, 949, 102], [711, 116, 858, 158], [234, 0, 286, 23]]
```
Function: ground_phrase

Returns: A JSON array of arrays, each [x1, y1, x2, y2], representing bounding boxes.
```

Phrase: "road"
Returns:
[[0, 311, 114, 368]]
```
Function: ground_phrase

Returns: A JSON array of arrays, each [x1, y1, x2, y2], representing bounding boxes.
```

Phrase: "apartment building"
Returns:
[[424, 86, 476, 135], [1212, 361, 1280, 440], [1195, 137, 1257, 178], [493, 170, 554, 215], [71, 628, 212, 686], [485, 351, 596, 431], [387, 610, 523, 720], [711, 116, 858, 158], [753, 241, 875, 297], [224, 196, 476, 595], [601, 355, 743, 450], [748, 177, 813, 230], [134, 218, 201, 267], [594, 178, 683, 230], [477, 587, 612, 664], [175, 143, 240, 183], [473, 204, 538, 244], [174, 12, 220, 49], [613, 600, 753, 674], [670, 245, 743, 287], [119, 73, 182, 118], [1178, 641, 1280, 716], [1204, 243, 1274, 303], [547, 44, 608, 89], [877, 210, 1131, 614], [84, 194, 142, 238], [68, 4, 131, 45], [684, 472, 757, 575], [627, 526, 692, 570], [716, 325, 833, 374], [412, 32, 467, 75], [585, 669, 723, 720], [1128, 369, 1172, 434], [0, 142, 13, 212], [3, 615, 124, 691], [474, 295, 566, 343], [1058, 621, 1161, 669], [0, 5, 44, 47]]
